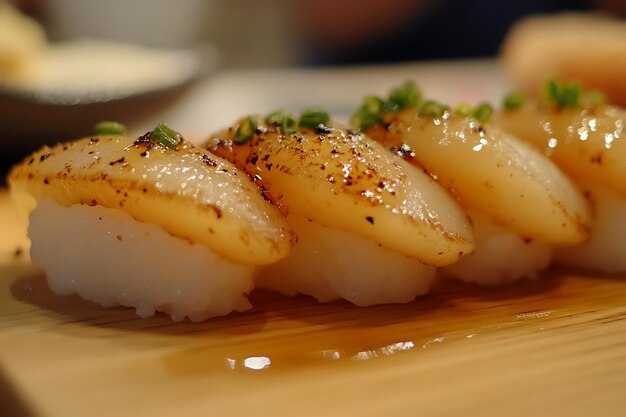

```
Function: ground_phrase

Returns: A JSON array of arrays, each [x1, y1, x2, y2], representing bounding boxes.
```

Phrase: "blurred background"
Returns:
[[8, 0, 626, 67], [1, 0, 625, 177]]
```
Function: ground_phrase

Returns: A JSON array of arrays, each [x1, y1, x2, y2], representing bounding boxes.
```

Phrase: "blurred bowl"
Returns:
[[0, 42, 218, 168]]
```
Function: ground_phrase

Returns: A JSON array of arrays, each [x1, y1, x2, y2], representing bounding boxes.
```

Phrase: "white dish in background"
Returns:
[[0, 39, 216, 105], [164, 59, 509, 141], [0, 40, 217, 164]]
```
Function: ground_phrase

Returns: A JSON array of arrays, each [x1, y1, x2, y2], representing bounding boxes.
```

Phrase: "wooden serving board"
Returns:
[[1, 188, 625, 417]]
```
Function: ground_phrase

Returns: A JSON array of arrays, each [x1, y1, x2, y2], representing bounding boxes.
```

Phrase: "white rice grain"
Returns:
[[258, 215, 436, 306], [555, 185, 626, 273], [442, 210, 552, 285], [29, 199, 255, 321]]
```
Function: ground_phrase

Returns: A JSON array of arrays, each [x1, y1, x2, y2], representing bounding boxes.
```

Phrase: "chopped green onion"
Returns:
[[473, 103, 493, 122], [545, 78, 561, 103], [384, 81, 422, 113], [264, 110, 300, 134], [350, 110, 381, 132], [349, 112, 363, 130], [582, 90, 606, 106], [94, 121, 126, 135], [561, 82, 581, 107], [453, 103, 474, 118], [419, 100, 448, 118], [280, 114, 299, 134], [299, 108, 330, 129], [265, 110, 284, 125], [363, 95, 384, 115], [382, 101, 399, 114], [350, 81, 424, 130], [503, 91, 525, 109], [542, 78, 582, 108], [151, 122, 181, 149], [351, 96, 384, 131], [234, 116, 258, 144]]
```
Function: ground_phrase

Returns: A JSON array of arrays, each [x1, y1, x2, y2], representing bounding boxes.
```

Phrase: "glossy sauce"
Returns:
[[158, 272, 625, 373], [4, 246, 626, 378]]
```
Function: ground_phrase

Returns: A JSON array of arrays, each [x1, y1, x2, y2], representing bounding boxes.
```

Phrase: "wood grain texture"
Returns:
[[0, 189, 625, 417]]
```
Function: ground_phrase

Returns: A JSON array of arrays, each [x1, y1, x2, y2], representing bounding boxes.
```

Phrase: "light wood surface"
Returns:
[[1, 188, 625, 417], [1, 60, 625, 417]]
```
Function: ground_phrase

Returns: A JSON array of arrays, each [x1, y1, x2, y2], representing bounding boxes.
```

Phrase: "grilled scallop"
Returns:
[[368, 109, 591, 244], [353, 84, 591, 285], [491, 103, 626, 197], [492, 101, 626, 273], [204, 116, 474, 306], [9, 133, 293, 266], [205, 118, 474, 266], [9, 129, 295, 320]]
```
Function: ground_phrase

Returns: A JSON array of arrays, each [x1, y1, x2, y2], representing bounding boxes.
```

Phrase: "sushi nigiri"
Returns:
[[354, 82, 591, 284], [9, 123, 294, 321], [492, 81, 626, 273], [204, 111, 474, 306], [501, 13, 626, 107]]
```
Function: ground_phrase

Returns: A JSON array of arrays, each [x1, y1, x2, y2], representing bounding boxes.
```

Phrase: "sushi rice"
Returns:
[[29, 198, 255, 321], [442, 210, 551, 285], [258, 215, 436, 306]]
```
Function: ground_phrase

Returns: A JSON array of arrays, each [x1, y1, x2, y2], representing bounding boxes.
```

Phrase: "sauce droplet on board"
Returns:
[[8, 263, 624, 374], [160, 271, 626, 374]]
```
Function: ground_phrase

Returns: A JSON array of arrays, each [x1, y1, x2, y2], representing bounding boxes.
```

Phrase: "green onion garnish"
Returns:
[[280, 114, 298, 134], [94, 121, 126, 136], [299, 108, 330, 129], [151, 123, 181, 149], [351, 96, 384, 131], [473, 103, 493, 122], [384, 81, 422, 113], [582, 90, 606, 106], [450, 102, 493, 122], [453, 103, 474, 118], [419, 100, 448, 118], [363, 95, 384, 115], [351, 111, 381, 132], [265, 110, 284, 125], [350, 81, 424, 130], [561, 82, 581, 107], [265, 110, 300, 134], [546, 78, 561, 103], [234, 116, 258, 144], [543, 78, 582, 109], [503, 91, 525, 109]]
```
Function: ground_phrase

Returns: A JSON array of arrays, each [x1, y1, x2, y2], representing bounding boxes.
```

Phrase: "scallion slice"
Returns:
[[543, 78, 582, 108], [582, 90, 606, 106], [265, 110, 284, 125], [234, 117, 258, 144], [94, 121, 126, 136], [351, 96, 384, 131], [384, 81, 422, 113], [151, 123, 181, 149], [280, 114, 298, 134], [473, 103, 493, 122], [503, 91, 525, 109], [299, 108, 330, 129], [453, 103, 474, 118], [419, 100, 448, 118]]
